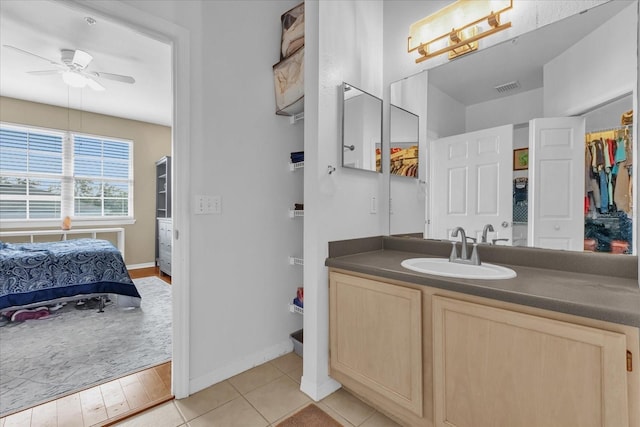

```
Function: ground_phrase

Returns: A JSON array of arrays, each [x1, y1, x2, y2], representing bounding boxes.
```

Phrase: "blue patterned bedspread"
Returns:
[[0, 238, 141, 311]]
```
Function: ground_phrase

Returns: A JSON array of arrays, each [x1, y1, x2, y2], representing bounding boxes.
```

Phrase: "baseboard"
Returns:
[[127, 262, 156, 270], [188, 339, 294, 395], [300, 375, 341, 401]]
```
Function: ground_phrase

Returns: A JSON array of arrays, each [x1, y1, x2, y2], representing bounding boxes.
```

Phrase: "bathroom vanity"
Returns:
[[326, 236, 640, 427]]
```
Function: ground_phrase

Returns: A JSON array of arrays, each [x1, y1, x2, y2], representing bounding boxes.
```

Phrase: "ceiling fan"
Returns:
[[3, 45, 135, 91]]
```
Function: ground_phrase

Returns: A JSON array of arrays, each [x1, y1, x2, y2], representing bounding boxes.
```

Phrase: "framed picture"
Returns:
[[513, 148, 528, 171]]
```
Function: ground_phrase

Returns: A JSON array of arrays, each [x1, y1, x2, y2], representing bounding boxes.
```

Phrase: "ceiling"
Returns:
[[428, 0, 632, 106], [0, 1, 631, 126], [0, 0, 172, 127]]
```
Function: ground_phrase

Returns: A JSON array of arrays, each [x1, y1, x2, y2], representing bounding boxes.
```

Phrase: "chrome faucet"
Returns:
[[481, 224, 494, 243], [450, 227, 482, 265], [450, 227, 467, 260]]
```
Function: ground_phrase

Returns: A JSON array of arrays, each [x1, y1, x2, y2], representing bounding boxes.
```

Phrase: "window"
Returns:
[[0, 123, 133, 223]]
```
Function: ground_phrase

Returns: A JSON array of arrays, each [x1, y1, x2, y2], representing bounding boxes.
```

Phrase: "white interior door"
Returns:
[[430, 125, 513, 243], [528, 117, 585, 251]]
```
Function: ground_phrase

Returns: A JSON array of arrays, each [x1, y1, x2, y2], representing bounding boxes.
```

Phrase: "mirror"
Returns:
[[341, 82, 382, 173], [389, 105, 419, 178], [389, 71, 428, 235], [389, 1, 638, 254]]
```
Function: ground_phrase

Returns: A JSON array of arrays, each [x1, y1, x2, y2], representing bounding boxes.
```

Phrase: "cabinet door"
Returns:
[[432, 295, 629, 427], [329, 272, 423, 416]]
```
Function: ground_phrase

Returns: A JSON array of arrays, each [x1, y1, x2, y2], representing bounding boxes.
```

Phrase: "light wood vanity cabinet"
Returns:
[[328, 269, 640, 427], [432, 296, 630, 427], [329, 272, 424, 418]]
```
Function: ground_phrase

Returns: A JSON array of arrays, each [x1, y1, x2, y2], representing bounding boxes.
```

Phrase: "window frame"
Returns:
[[0, 122, 135, 228]]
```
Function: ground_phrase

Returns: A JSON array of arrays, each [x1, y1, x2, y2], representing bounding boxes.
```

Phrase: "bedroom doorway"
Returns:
[[60, 0, 192, 401], [0, 0, 189, 417]]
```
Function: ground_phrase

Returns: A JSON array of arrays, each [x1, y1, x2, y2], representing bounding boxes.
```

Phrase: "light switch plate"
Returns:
[[194, 195, 205, 214], [211, 196, 221, 214]]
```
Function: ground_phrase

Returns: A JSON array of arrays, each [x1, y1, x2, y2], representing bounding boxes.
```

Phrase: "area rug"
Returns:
[[0, 276, 171, 417], [276, 404, 343, 427]]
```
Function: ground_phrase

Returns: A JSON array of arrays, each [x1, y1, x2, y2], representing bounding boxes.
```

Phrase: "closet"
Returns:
[[584, 109, 633, 254], [390, 146, 418, 178]]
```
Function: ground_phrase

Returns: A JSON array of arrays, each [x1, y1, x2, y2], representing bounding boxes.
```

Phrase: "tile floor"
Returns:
[[113, 352, 401, 427]]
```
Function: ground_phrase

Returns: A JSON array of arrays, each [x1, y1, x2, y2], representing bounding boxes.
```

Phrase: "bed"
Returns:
[[0, 238, 141, 312]]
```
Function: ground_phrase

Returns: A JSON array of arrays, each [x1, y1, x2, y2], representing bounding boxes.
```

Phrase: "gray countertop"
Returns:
[[326, 236, 640, 328]]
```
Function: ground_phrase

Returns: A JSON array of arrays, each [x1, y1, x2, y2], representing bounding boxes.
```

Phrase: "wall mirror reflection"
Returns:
[[391, 0, 638, 255], [341, 82, 382, 173], [390, 105, 419, 178], [389, 71, 427, 236]]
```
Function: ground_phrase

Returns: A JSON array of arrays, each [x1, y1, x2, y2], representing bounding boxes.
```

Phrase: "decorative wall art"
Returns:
[[513, 148, 528, 171]]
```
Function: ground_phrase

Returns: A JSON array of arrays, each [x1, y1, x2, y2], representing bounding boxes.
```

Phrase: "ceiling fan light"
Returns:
[[62, 71, 87, 88]]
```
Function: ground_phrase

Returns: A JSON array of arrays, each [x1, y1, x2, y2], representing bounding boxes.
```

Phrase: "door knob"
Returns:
[[501, 221, 509, 228]]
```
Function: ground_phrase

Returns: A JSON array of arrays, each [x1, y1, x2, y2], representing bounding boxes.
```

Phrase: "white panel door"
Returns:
[[430, 125, 513, 243], [528, 117, 585, 251]]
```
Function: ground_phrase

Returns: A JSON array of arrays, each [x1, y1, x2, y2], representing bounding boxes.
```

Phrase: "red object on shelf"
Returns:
[[296, 287, 303, 303], [584, 239, 597, 251], [611, 240, 629, 254]]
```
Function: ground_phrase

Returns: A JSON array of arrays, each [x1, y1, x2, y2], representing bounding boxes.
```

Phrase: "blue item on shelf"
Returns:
[[290, 151, 304, 163], [293, 297, 303, 308]]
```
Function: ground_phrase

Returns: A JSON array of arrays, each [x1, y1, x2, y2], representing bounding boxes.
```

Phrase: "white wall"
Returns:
[[121, 0, 305, 393], [544, 2, 638, 116], [426, 83, 465, 139], [302, 0, 385, 400], [466, 88, 543, 132]]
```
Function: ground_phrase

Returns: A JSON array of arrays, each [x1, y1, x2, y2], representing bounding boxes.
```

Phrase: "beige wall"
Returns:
[[0, 96, 171, 266]]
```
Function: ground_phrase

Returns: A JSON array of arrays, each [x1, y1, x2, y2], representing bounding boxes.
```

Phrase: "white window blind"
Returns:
[[0, 126, 63, 219], [73, 134, 131, 217], [0, 123, 133, 222]]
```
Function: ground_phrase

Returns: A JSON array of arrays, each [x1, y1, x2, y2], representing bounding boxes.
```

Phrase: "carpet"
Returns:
[[276, 404, 343, 427], [0, 276, 171, 417]]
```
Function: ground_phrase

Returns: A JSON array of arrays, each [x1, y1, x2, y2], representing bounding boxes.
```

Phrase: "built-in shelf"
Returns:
[[289, 111, 304, 124], [289, 303, 304, 315], [289, 161, 304, 171], [289, 256, 304, 266], [156, 156, 171, 272], [289, 209, 304, 218]]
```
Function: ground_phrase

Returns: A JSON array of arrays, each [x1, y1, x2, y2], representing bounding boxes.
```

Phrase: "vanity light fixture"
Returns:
[[408, 0, 513, 63]]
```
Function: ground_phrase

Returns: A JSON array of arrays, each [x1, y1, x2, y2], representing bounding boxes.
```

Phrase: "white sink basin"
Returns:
[[401, 258, 516, 280]]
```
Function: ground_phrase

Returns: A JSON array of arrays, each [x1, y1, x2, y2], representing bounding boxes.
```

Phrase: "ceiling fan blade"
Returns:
[[27, 69, 62, 76], [90, 71, 135, 84], [85, 77, 105, 91], [3, 45, 63, 67]]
